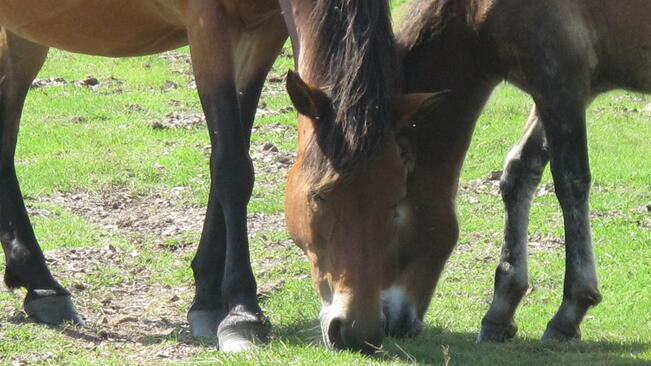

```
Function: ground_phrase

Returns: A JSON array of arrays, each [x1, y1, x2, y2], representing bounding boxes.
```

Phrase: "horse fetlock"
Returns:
[[542, 320, 580, 342], [477, 316, 518, 343], [572, 287, 602, 307]]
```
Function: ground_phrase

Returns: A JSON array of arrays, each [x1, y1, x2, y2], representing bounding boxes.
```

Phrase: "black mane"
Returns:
[[303, 0, 399, 175]]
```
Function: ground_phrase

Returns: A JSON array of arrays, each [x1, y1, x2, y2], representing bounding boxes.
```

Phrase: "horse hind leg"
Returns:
[[477, 107, 548, 342], [536, 96, 601, 341], [0, 29, 82, 325]]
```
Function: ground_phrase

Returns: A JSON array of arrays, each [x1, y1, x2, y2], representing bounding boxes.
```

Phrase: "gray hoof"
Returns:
[[541, 323, 580, 342], [188, 309, 223, 339], [217, 308, 271, 353], [24, 290, 84, 326], [476, 318, 517, 343]]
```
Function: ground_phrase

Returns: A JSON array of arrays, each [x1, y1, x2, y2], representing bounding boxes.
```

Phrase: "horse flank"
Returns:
[[301, 0, 400, 179]]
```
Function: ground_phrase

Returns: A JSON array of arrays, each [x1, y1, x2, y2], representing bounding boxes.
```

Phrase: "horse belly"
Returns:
[[0, 0, 188, 56]]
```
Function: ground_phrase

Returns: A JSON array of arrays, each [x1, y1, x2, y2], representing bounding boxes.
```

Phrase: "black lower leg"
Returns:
[[187, 188, 228, 337], [1, 149, 81, 325]]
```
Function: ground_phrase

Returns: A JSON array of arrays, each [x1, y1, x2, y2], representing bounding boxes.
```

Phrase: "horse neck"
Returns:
[[402, 16, 498, 155], [399, 2, 501, 189]]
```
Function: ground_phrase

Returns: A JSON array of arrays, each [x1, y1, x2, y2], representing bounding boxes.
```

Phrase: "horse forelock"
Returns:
[[301, 0, 399, 177]]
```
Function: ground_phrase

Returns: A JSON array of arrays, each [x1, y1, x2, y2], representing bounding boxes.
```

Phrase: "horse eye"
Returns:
[[310, 191, 326, 205]]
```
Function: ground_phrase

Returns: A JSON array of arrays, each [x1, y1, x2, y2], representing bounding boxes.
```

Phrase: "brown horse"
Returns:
[[283, 2, 450, 350], [0, 0, 401, 353], [396, 0, 650, 342]]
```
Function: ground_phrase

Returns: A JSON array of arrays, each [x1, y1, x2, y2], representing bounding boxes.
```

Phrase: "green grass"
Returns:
[[1, 1, 650, 364]]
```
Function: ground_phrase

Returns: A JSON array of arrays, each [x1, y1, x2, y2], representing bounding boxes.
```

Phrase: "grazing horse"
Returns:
[[397, 0, 651, 342], [283, 2, 449, 350], [0, 0, 400, 352]]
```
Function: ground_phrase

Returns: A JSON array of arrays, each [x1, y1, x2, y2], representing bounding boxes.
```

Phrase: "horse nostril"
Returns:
[[326, 316, 384, 353], [327, 317, 345, 349]]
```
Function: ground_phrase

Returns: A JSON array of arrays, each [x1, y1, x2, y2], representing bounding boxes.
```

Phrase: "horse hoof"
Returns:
[[24, 290, 84, 326], [188, 309, 224, 339], [217, 307, 271, 353], [476, 319, 517, 343], [541, 324, 580, 342]]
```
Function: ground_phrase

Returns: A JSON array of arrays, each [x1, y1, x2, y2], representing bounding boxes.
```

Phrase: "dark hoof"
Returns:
[[541, 323, 580, 342], [24, 290, 84, 326], [217, 307, 271, 353], [476, 318, 517, 343], [188, 309, 224, 339]]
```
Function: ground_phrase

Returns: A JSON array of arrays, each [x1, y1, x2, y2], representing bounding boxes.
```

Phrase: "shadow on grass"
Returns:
[[274, 320, 650, 365], [9, 312, 648, 365]]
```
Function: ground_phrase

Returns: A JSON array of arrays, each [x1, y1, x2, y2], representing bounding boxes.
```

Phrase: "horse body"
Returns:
[[0, 0, 285, 56], [398, 0, 650, 342], [481, 0, 651, 94]]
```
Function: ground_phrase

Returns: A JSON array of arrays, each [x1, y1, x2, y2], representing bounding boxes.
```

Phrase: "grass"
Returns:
[[1, 1, 650, 365]]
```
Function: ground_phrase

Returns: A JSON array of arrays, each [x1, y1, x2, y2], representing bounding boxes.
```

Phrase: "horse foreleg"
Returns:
[[0, 29, 82, 325], [537, 98, 601, 341], [185, 2, 284, 352], [477, 107, 548, 342]]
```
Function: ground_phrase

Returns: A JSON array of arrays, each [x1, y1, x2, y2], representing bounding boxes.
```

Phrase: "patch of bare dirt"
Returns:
[[31, 76, 125, 95], [459, 173, 501, 199], [528, 234, 564, 252], [5, 181, 299, 363], [149, 106, 295, 130], [33, 187, 287, 246], [150, 112, 205, 130], [25, 244, 203, 363]]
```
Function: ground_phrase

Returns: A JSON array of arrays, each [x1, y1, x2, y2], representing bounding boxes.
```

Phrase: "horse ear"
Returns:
[[286, 70, 330, 120], [391, 90, 449, 130], [391, 91, 449, 172]]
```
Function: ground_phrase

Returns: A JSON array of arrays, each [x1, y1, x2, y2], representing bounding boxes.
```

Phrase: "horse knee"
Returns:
[[499, 157, 543, 203], [211, 152, 254, 207]]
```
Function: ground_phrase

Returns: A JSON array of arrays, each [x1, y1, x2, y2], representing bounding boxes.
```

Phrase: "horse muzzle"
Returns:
[[320, 303, 385, 354]]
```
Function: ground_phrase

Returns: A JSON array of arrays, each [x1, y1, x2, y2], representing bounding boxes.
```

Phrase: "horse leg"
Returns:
[[185, 3, 285, 351], [0, 30, 82, 325], [477, 107, 548, 342], [216, 14, 286, 353], [536, 97, 601, 341]]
